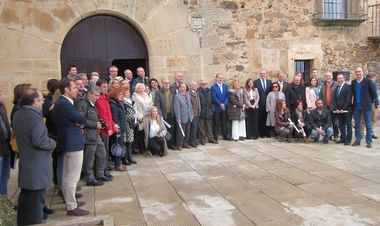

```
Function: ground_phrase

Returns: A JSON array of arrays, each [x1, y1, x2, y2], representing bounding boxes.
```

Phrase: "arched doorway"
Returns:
[[60, 15, 148, 79]]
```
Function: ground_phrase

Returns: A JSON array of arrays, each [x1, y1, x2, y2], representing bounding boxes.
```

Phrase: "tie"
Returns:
[[219, 83, 223, 93], [279, 82, 282, 92], [183, 93, 188, 102], [262, 80, 266, 92], [337, 85, 341, 97]]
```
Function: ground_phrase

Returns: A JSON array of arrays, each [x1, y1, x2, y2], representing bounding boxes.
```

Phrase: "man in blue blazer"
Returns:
[[334, 74, 352, 145], [211, 73, 232, 141], [173, 83, 194, 150], [351, 67, 379, 148], [54, 80, 88, 216], [254, 69, 272, 138]]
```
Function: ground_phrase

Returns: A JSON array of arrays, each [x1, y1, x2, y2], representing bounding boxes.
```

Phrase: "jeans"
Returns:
[[0, 153, 10, 195], [353, 104, 372, 143], [311, 127, 333, 141]]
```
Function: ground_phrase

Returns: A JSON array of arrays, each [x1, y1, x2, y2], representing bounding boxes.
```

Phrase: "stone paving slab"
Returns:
[[7, 126, 380, 225]]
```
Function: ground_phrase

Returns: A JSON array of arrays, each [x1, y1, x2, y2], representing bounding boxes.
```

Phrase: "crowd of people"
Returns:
[[0, 65, 379, 225]]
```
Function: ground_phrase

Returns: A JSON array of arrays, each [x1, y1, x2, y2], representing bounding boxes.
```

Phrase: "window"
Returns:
[[323, 0, 346, 19], [294, 60, 311, 83], [313, 0, 366, 26]]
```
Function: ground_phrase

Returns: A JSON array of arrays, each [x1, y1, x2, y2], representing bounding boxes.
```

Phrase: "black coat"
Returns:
[[334, 83, 352, 112], [109, 98, 127, 134], [285, 83, 306, 111], [197, 87, 214, 120], [309, 108, 331, 132]]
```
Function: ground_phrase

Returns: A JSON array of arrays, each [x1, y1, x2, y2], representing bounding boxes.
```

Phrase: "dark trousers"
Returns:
[[148, 136, 165, 155], [213, 111, 228, 140], [337, 112, 352, 143], [257, 106, 270, 137], [245, 108, 259, 139], [176, 121, 191, 147], [189, 116, 199, 146], [331, 111, 339, 138], [165, 114, 176, 148], [17, 188, 46, 226], [100, 135, 110, 173], [198, 118, 213, 142]]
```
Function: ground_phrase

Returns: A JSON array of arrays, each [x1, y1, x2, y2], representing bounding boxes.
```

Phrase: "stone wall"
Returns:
[[0, 0, 379, 112]]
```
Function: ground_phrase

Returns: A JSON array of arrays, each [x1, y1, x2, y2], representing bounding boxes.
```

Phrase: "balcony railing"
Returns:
[[368, 4, 380, 39]]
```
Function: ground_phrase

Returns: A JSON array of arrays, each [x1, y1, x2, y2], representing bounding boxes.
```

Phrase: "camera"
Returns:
[[99, 119, 108, 128]]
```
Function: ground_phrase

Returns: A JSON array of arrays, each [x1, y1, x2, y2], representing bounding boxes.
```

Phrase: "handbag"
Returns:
[[250, 99, 255, 105], [110, 139, 126, 157], [10, 131, 18, 153], [164, 131, 171, 141]]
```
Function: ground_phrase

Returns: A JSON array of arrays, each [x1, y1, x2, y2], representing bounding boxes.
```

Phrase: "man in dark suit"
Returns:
[[334, 74, 352, 145], [352, 67, 379, 148], [173, 83, 193, 150], [155, 77, 176, 150], [54, 79, 89, 216], [276, 71, 289, 93], [211, 73, 232, 141], [285, 74, 306, 112], [254, 69, 272, 138], [12, 89, 56, 225], [105, 66, 118, 83]]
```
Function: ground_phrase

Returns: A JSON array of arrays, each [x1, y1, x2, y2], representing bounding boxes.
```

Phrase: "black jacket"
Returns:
[[309, 108, 331, 132], [285, 83, 306, 111], [197, 87, 214, 120]]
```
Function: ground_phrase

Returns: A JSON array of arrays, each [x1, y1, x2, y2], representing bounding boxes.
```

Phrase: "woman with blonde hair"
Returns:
[[228, 79, 246, 141], [132, 83, 153, 154], [142, 106, 168, 156], [109, 79, 120, 91]]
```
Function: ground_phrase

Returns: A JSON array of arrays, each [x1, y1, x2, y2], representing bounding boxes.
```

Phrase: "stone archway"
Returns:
[[60, 15, 148, 79]]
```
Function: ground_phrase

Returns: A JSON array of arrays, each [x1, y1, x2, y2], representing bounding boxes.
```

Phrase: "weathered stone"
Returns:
[[167, 57, 189, 68], [224, 52, 238, 61], [235, 65, 245, 71], [334, 44, 346, 51], [202, 8, 233, 22], [202, 35, 222, 49], [246, 29, 255, 39], [221, 1, 238, 10], [296, 22, 308, 27], [226, 41, 245, 46]]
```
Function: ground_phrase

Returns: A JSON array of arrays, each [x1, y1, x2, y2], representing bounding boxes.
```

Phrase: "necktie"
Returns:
[[262, 80, 266, 92], [183, 93, 188, 102], [337, 85, 341, 97], [219, 83, 223, 93]]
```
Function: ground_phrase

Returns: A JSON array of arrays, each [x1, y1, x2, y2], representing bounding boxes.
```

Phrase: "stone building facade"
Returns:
[[0, 0, 379, 111]]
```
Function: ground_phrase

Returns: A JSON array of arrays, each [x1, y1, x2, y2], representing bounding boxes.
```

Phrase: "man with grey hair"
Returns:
[[320, 71, 339, 141], [105, 66, 118, 84], [277, 72, 289, 92], [131, 67, 150, 93], [154, 77, 176, 149], [124, 69, 133, 83], [197, 79, 216, 144], [285, 74, 306, 112], [76, 73, 89, 89], [76, 86, 113, 186], [188, 80, 201, 147]]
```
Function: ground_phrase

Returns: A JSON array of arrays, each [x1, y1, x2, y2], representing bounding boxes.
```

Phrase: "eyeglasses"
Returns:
[[201, 83, 207, 85], [273, 86, 278, 88], [38, 98, 45, 102]]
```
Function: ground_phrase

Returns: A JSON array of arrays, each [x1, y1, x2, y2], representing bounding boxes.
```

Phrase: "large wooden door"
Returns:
[[61, 15, 148, 79]]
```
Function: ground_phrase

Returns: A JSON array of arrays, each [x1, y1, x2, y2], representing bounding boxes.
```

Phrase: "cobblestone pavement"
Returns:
[[8, 126, 380, 226]]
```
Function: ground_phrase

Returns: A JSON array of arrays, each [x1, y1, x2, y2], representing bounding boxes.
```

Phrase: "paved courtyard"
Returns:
[[7, 126, 380, 226]]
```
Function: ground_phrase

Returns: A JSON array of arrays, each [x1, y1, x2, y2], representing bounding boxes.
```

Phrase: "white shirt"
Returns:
[[149, 120, 160, 138]]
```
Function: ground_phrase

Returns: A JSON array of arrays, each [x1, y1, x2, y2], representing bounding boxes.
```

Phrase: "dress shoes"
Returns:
[[96, 175, 112, 182], [253, 137, 259, 140], [266, 135, 272, 138], [323, 140, 328, 144], [209, 139, 219, 144], [372, 134, 378, 139], [260, 136, 265, 139], [107, 166, 114, 171], [77, 201, 86, 207], [344, 142, 351, 145], [115, 165, 127, 171], [75, 193, 83, 199], [177, 146, 182, 151], [335, 140, 345, 144], [43, 214, 48, 220], [43, 206, 56, 215], [67, 207, 89, 216], [184, 145, 192, 148], [223, 136, 233, 141], [104, 172, 114, 180], [200, 141, 206, 145], [170, 145, 177, 150], [352, 141, 360, 146], [86, 179, 104, 186], [304, 137, 309, 144], [367, 143, 372, 148], [190, 143, 197, 148]]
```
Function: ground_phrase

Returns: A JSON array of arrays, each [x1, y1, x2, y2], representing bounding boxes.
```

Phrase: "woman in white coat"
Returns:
[[266, 82, 286, 135], [305, 77, 320, 113]]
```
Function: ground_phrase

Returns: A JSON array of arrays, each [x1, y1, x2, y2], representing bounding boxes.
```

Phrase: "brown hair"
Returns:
[[109, 87, 123, 100], [245, 78, 255, 90], [274, 99, 286, 114], [308, 77, 319, 88], [13, 83, 32, 105]]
